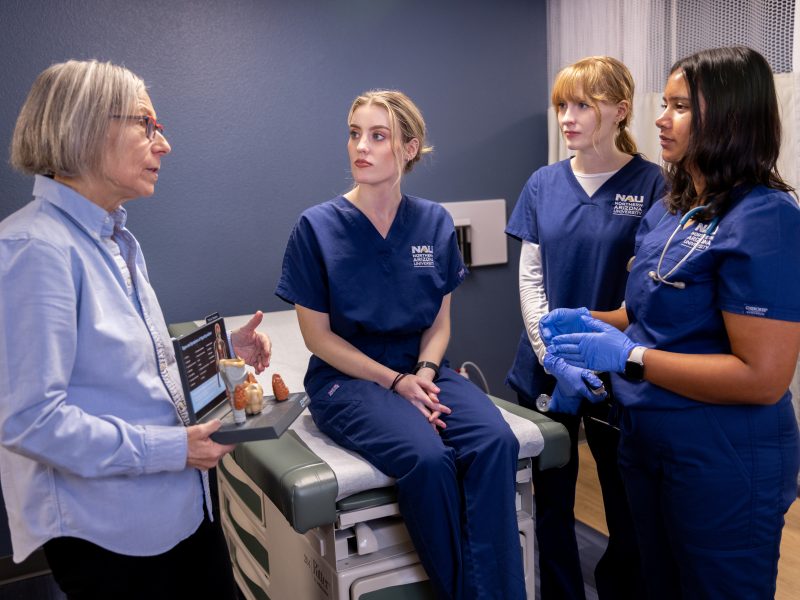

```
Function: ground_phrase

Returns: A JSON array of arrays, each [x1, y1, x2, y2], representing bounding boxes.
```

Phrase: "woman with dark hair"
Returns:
[[542, 46, 800, 599]]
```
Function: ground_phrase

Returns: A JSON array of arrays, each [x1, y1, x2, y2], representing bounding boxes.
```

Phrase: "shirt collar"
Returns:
[[32, 174, 128, 239]]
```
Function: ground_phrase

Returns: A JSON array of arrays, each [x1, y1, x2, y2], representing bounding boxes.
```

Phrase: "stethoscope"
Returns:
[[647, 204, 720, 290]]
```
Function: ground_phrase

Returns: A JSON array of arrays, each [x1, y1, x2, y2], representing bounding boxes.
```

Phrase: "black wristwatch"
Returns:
[[623, 346, 647, 381], [413, 361, 440, 380]]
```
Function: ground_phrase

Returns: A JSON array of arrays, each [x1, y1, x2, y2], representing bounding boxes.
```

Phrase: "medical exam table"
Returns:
[[170, 311, 570, 600]]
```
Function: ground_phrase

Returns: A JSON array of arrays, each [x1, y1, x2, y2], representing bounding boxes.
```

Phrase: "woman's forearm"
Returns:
[[590, 306, 629, 331], [519, 242, 549, 363], [417, 294, 452, 369], [633, 312, 800, 405], [296, 305, 399, 388]]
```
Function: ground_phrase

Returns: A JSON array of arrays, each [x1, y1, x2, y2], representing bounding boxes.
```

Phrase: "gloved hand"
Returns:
[[539, 307, 592, 347], [542, 353, 607, 414], [548, 316, 637, 373], [546, 387, 583, 415]]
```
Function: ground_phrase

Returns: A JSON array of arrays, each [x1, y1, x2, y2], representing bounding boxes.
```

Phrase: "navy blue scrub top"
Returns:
[[616, 186, 800, 409], [505, 155, 665, 400], [276, 195, 466, 398]]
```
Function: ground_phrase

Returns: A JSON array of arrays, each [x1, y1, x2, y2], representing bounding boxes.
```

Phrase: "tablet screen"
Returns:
[[173, 317, 231, 421]]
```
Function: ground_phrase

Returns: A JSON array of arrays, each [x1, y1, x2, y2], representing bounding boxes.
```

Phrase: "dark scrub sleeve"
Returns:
[[505, 171, 540, 244], [716, 191, 800, 322], [442, 224, 467, 296], [275, 216, 330, 313]]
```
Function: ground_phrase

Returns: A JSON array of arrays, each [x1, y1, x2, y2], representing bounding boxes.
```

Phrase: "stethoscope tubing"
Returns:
[[648, 204, 720, 289]]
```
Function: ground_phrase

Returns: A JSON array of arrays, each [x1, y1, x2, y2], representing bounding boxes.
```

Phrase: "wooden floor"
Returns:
[[574, 443, 800, 599]]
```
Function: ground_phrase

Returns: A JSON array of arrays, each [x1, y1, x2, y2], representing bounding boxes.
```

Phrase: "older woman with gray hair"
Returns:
[[0, 59, 270, 598]]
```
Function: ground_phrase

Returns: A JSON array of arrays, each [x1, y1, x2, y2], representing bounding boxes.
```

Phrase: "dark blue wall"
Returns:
[[0, 1, 548, 557], [0, 0, 549, 394], [0, 0, 548, 559]]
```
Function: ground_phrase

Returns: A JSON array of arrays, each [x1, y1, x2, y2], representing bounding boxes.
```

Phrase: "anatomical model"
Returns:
[[272, 374, 290, 402], [219, 357, 264, 423]]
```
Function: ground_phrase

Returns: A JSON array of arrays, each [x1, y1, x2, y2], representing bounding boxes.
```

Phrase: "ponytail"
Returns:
[[615, 124, 637, 155]]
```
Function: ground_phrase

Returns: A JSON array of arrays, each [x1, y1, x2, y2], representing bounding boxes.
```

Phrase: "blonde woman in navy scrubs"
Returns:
[[544, 47, 800, 599], [276, 90, 525, 600]]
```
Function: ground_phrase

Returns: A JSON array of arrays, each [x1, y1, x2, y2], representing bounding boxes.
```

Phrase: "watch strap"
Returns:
[[624, 346, 647, 381], [413, 361, 440, 379], [628, 346, 647, 365]]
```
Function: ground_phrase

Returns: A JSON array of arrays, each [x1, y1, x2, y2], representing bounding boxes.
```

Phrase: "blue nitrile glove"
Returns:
[[539, 307, 592, 347], [543, 354, 608, 414], [548, 316, 636, 373]]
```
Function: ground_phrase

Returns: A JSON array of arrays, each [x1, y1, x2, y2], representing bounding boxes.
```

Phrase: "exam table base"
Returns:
[[218, 454, 537, 600]]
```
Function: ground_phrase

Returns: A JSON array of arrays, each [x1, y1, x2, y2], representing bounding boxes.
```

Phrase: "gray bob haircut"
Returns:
[[11, 59, 145, 177]]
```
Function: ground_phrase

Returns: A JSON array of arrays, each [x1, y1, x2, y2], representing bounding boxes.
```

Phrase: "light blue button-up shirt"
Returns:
[[0, 176, 205, 562]]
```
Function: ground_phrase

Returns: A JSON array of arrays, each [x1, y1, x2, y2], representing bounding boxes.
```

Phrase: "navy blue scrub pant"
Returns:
[[618, 397, 799, 600], [310, 368, 526, 600], [521, 383, 644, 600]]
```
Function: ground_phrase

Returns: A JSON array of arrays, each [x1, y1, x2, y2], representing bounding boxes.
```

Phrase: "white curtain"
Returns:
[[546, 0, 673, 165], [547, 0, 799, 186], [546, 0, 800, 441]]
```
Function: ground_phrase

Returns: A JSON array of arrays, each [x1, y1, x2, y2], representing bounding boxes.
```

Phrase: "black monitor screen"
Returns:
[[173, 317, 231, 421]]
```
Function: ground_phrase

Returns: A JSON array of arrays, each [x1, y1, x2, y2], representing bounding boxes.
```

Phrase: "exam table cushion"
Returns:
[[228, 396, 568, 533]]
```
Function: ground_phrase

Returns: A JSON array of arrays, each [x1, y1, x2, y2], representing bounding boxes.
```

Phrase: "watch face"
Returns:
[[625, 360, 645, 381]]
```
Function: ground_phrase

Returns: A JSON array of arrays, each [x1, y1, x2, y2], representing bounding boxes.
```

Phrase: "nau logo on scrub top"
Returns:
[[680, 221, 717, 251], [411, 245, 435, 268], [612, 193, 645, 218]]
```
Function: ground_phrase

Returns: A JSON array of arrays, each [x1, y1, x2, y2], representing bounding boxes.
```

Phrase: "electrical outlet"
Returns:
[[440, 199, 508, 267]]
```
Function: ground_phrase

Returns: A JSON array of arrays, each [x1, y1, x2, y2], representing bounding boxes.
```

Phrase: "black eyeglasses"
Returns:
[[110, 114, 165, 141]]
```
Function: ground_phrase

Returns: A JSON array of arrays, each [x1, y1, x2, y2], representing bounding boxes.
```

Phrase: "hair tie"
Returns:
[[390, 372, 409, 391]]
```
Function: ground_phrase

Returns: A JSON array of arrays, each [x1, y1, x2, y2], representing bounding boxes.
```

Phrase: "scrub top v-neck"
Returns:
[[276, 194, 466, 398], [504, 154, 664, 400]]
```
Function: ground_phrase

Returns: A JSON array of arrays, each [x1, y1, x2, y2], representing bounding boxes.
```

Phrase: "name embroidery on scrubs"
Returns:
[[411, 245, 435, 268], [680, 222, 716, 251], [612, 193, 645, 217]]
